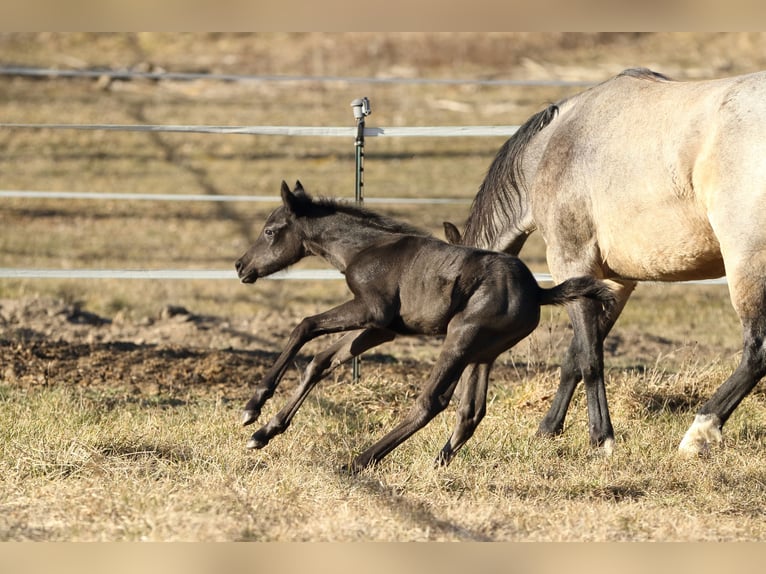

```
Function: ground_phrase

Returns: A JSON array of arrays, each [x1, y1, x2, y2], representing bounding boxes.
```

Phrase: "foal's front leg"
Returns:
[[242, 299, 380, 426], [247, 328, 395, 449]]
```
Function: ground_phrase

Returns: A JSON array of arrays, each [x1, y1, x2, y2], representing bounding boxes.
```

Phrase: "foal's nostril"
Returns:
[[235, 259, 244, 274]]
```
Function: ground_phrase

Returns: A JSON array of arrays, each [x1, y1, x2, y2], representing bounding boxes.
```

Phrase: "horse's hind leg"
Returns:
[[436, 363, 490, 467], [537, 336, 582, 436], [548, 296, 615, 452], [679, 270, 766, 456], [247, 328, 395, 449]]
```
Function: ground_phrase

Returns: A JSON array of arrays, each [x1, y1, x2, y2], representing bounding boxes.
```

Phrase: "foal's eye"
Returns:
[[264, 228, 274, 238]]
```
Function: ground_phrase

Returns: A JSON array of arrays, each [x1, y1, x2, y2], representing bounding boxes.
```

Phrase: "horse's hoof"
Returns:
[[679, 413, 722, 457], [241, 409, 258, 426], [599, 438, 615, 457], [535, 423, 564, 438]]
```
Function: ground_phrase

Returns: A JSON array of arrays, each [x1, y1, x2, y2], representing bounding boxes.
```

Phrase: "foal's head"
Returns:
[[235, 180, 311, 284]]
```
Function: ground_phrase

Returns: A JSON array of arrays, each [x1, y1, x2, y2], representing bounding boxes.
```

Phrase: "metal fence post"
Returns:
[[350, 97, 371, 383]]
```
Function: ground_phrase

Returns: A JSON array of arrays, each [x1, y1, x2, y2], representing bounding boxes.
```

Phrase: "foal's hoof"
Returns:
[[241, 409, 259, 426], [339, 462, 359, 476], [346, 455, 376, 474], [246, 433, 268, 450], [434, 448, 454, 468]]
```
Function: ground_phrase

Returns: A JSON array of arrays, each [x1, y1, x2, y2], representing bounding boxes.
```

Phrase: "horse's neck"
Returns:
[[302, 216, 392, 272]]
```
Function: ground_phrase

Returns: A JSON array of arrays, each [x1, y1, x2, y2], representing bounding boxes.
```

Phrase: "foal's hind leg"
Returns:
[[349, 328, 475, 471], [436, 363, 490, 466], [247, 328, 395, 449]]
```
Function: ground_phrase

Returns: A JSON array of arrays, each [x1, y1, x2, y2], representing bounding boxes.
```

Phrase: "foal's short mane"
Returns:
[[308, 196, 431, 237]]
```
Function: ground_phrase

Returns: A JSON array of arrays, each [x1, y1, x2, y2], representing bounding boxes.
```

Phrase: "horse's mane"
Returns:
[[617, 67, 672, 82], [298, 195, 431, 237], [461, 68, 672, 249], [462, 104, 559, 248]]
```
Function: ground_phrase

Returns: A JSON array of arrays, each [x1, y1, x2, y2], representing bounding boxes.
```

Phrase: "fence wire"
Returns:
[[0, 69, 728, 285]]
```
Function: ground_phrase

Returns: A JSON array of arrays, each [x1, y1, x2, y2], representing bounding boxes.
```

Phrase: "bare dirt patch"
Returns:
[[0, 294, 727, 402], [0, 296, 447, 402]]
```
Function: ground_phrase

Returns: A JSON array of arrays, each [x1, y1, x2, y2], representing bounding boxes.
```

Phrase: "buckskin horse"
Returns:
[[235, 181, 613, 471], [456, 68, 766, 456]]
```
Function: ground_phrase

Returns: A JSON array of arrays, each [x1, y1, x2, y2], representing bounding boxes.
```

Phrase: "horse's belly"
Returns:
[[601, 217, 725, 282]]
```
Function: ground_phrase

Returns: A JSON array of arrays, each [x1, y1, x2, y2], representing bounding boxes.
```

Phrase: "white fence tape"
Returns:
[[0, 123, 518, 138], [0, 190, 471, 205], [0, 123, 505, 208], [0, 267, 727, 285], [0, 66, 596, 88], [0, 268, 341, 280]]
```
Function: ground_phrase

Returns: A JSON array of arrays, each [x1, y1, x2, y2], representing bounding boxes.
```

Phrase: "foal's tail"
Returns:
[[538, 276, 615, 312]]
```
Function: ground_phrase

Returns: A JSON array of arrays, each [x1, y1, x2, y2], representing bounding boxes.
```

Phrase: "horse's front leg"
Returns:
[[242, 299, 380, 426], [537, 279, 634, 441], [247, 328, 395, 449]]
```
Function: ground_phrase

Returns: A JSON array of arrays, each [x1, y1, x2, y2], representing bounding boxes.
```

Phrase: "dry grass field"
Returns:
[[2, 33, 766, 542]]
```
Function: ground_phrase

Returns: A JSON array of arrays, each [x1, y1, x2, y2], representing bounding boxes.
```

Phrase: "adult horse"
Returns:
[[459, 68, 766, 456]]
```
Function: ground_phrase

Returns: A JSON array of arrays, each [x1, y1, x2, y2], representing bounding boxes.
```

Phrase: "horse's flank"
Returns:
[[467, 68, 766, 285]]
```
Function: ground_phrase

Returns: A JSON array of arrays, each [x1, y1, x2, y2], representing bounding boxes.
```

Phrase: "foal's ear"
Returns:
[[443, 221, 463, 245], [293, 180, 307, 197], [280, 179, 294, 210], [280, 180, 309, 216], [280, 180, 293, 208]]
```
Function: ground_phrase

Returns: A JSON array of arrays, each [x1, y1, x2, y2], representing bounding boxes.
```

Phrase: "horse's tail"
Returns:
[[538, 276, 615, 312]]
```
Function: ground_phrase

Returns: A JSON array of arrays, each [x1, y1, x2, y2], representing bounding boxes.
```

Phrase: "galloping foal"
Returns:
[[235, 181, 613, 471]]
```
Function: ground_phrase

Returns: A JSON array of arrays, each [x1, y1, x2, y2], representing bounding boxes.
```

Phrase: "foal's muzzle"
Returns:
[[235, 259, 259, 284]]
